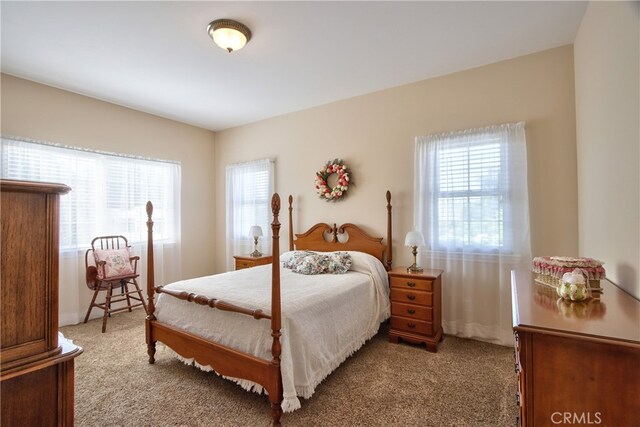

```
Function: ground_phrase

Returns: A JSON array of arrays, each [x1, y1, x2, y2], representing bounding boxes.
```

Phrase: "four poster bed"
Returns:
[[144, 192, 393, 426]]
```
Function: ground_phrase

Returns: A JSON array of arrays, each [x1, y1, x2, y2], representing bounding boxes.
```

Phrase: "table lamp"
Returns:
[[405, 230, 425, 273], [249, 225, 263, 257]]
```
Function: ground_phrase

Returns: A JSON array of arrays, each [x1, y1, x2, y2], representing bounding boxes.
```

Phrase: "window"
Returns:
[[415, 122, 529, 253], [1, 137, 181, 250], [225, 158, 275, 269]]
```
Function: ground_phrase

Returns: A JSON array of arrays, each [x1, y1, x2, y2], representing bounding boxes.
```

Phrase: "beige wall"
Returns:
[[574, 1, 640, 298], [214, 45, 578, 272], [1, 74, 216, 321]]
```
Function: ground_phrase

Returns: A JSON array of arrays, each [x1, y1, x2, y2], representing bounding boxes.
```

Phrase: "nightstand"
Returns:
[[234, 254, 273, 270], [388, 267, 444, 352]]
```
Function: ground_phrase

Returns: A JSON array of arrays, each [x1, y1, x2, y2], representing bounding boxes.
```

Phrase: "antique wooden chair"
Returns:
[[84, 235, 148, 333]]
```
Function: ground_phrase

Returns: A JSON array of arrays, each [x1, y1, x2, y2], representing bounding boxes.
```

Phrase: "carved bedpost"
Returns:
[[270, 194, 283, 425], [288, 195, 294, 251], [386, 191, 393, 271], [145, 201, 157, 364]]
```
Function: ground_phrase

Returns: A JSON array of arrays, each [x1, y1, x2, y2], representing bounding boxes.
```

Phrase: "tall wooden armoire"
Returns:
[[1, 179, 83, 426]]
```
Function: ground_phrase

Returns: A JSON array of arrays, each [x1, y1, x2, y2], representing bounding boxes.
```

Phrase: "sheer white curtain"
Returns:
[[1, 137, 181, 325], [414, 122, 530, 346], [225, 158, 275, 271]]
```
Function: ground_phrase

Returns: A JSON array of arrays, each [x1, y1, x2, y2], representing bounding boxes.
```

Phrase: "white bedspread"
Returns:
[[154, 251, 390, 412]]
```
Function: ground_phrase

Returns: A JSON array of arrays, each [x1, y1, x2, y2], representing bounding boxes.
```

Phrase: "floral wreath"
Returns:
[[315, 159, 351, 202]]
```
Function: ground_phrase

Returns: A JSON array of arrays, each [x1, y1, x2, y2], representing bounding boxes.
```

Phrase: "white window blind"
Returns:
[[434, 136, 506, 250], [225, 158, 275, 270], [1, 137, 181, 249]]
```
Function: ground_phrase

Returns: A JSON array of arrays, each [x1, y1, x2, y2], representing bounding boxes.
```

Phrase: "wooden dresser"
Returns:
[[234, 254, 273, 270], [511, 270, 640, 427], [388, 267, 443, 352], [1, 179, 83, 426]]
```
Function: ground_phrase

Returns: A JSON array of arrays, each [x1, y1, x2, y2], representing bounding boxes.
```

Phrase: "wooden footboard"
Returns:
[[148, 322, 279, 388], [145, 195, 284, 426]]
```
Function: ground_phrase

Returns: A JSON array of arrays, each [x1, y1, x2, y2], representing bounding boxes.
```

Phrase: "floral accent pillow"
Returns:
[[283, 251, 316, 269], [284, 251, 352, 275], [291, 253, 329, 275], [93, 248, 135, 279], [326, 252, 352, 274]]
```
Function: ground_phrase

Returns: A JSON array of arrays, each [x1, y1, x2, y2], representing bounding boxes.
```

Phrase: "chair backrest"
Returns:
[[85, 235, 136, 288], [91, 235, 130, 251], [85, 235, 131, 268]]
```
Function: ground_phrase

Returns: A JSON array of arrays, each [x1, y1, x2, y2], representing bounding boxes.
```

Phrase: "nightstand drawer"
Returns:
[[391, 302, 432, 321], [235, 259, 255, 269], [389, 276, 433, 291], [390, 317, 433, 336], [234, 255, 272, 270], [390, 288, 433, 306]]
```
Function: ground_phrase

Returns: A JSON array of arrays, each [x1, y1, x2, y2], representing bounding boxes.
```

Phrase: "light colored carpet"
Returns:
[[61, 309, 517, 426]]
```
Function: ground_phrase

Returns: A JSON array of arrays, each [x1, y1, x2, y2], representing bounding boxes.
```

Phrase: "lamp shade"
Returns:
[[249, 225, 263, 238], [207, 19, 251, 53], [404, 230, 425, 247]]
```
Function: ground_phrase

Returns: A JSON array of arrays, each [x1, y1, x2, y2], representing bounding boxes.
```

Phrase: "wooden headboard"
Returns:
[[287, 191, 393, 270]]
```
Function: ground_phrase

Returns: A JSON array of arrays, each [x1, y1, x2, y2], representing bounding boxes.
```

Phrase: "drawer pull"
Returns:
[[407, 323, 416, 329], [407, 282, 416, 288], [407, 309, 416, 315], [406, 295, 416, 301]]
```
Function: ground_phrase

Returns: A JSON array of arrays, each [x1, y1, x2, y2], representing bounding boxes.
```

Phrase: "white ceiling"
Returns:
[[1, 1, 587, 132]]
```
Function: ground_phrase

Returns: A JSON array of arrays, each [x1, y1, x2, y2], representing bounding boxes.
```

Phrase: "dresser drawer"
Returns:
[[390, 288, 433, 306], [514, 332, 521, 372], [391, 302, 432, 321], [389, 275, 433, 291], [390, 317, 433, 336]]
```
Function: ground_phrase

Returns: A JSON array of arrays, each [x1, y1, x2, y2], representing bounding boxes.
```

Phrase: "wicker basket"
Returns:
[[535, 273, 601, 289]]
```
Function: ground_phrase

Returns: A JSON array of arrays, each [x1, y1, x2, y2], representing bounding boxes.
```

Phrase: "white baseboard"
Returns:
[[59, 312, 83, 327]]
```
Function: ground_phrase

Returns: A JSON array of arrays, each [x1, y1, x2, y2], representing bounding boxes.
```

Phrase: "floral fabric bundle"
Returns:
[[283, 251, 316, 270], [325, 252, 352, 274], [283, 251, 352, 275]]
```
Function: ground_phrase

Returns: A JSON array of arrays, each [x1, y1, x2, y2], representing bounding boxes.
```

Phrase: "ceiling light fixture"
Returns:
[[207, 19, 251, 53]]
